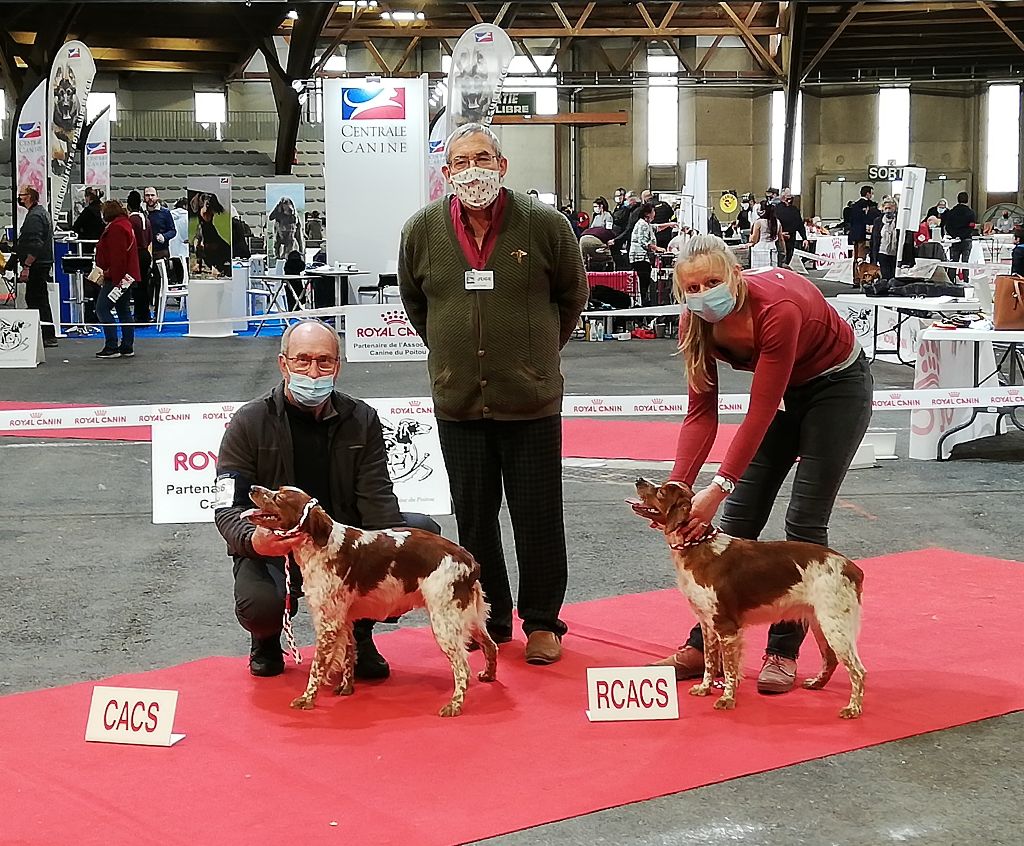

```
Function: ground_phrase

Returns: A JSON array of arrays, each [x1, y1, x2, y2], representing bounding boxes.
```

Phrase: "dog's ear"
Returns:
[[660, 483, 694, 534], [306, 505, 333, 547], [189, 193, 202, 214]]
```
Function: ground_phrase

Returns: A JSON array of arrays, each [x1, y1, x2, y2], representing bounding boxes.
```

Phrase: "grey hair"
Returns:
[[445, 122, 502, 163], [280, 319, 341, 358]]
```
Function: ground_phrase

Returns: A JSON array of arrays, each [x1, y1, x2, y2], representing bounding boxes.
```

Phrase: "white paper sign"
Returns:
[[0, 310, 45, 368], [345, 304, 427, 362], [150, 419, 229, 524], [814, 235, 850, 269], [85, 686, 185, 747], [585, 666, 679, 722]]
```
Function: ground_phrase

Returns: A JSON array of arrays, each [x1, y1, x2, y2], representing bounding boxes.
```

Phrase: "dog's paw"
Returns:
[[289, 696, 315, 710], [333, 681, 354, 696], [713, 696, 737, 711], [689, 683, 712, 697], [839, 705, 862, 719], [438, 702, 463, 717], [477, 669, 496, 683]]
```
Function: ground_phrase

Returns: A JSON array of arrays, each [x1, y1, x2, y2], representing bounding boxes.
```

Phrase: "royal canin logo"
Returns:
[[1008, 389, 1020, 396], [409, 400, 421, 407], [158, 407, 171, 414], [93, 408, 108, 416], [591, 398, 604, 405], [651, 397, 663, 404], [890, 392, 902, 399], [30, 412, 43, 418], [223, 404, 235, 411], [948, 392, 960, 398]]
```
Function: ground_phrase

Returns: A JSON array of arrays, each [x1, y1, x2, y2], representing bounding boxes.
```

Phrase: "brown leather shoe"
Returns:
[[525, 631, 562, 665], [757, 653, 797, 694], [651, 645, 719, 681]]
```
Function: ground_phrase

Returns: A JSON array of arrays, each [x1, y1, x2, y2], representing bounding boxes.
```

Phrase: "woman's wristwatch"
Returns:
[[712, 474, 735, 495]]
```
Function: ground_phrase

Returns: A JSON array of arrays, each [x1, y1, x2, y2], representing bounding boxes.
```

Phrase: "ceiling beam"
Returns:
[[718, 1, 784, 77], [363, 39, 392, 73], [393, 35, 422, 72], [975, 0, 1024, 55], [316, 26, 784, 39], [802, 2, 864, 81], [697, 1, 761, 73], [311, 5, 365, 76]]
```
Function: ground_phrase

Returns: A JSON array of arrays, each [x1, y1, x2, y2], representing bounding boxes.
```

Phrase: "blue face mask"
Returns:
[[287, 371, 335, 407], [686, 285, 737, 323]]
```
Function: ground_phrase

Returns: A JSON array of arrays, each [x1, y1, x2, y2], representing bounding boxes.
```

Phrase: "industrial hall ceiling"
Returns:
[[1, 1, 1024, 86]]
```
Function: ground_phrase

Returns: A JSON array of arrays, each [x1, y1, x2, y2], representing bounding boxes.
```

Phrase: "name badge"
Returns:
[[465, 270, 494, 290]]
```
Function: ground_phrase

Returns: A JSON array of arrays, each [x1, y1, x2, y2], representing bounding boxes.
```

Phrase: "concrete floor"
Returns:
[[2, 311, 1023, 845]]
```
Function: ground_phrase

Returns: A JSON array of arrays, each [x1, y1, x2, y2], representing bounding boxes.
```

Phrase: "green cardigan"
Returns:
[[398, 190, 589, 422]]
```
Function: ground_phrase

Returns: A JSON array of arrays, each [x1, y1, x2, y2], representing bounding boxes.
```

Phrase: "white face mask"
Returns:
[[449, 166, 502, 209]]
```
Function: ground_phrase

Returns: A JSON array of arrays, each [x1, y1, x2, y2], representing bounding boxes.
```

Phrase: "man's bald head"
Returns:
[[280, 319, 341, 359]]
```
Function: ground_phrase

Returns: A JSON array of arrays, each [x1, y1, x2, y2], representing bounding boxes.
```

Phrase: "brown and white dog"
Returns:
[[243, 485, 497, 716], [854, 260, 882, 287], [633, 478, 866, 718]]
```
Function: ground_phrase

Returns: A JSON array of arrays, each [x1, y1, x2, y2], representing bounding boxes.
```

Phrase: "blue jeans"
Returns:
[[94, 282, 135, 352], [685, 353, 873, 659]]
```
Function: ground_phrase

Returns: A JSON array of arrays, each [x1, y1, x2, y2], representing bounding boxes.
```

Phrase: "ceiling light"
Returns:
[[286, 9, 299, 20], [381, 10, 424, 21]]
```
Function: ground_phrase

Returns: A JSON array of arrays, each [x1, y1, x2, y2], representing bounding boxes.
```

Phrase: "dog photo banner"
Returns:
[[187, 176, 233, 279], [84, 111, 111, 198], [48, 40, 96, 217], [265, 183, 305, 262]]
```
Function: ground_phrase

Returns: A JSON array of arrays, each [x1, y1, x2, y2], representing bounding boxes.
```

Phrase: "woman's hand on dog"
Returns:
[[680, 485, 728, 541]]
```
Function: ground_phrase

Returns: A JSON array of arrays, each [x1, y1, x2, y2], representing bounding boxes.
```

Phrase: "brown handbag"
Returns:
[[993, 275, 1024, 330]]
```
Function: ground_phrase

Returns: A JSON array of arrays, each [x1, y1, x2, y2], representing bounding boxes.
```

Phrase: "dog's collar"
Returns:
[[271, 498, 319, 538], [670, 525, 720, 550]]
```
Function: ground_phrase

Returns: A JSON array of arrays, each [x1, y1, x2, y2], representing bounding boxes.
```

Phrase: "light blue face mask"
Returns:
[[287, 371, 336, 406], [685, 284, 737, 323]]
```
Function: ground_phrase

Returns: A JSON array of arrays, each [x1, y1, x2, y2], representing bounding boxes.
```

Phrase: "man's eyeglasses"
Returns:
[[449, 153, 496, 172], [285, 355, 338, 372]]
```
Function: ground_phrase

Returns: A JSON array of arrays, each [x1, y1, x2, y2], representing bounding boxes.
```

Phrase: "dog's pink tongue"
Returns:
[[239, 507, 261, 522]]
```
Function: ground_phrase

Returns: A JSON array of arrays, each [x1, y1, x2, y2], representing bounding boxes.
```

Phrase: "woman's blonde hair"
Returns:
[[672, 233, 748, 392]]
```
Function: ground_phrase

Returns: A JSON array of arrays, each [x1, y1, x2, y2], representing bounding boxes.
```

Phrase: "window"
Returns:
[[647, 53, 679, 167], [322, 54, 347, 72], [194, 91, 227, 124], [87, 92, 117, 123], [877, 86, 910, 193], [441, 54, 557, 115], [770, 90, 803, 191], [987, 84, 1020, 193]]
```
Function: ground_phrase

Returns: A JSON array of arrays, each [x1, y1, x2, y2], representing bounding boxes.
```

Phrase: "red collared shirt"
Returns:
[[449, 188, 509, 270]]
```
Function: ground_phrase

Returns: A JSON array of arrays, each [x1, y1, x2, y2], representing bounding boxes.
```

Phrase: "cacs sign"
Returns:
[[346, 304, 427, 363]]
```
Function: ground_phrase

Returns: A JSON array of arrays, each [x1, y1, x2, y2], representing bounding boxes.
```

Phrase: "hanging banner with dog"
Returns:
[[84, 111, 111, 198], [187, 176, 233, 278], [48, 40, 96, 218], [265, 183, 305, 262], [15, 81, 48, 232]]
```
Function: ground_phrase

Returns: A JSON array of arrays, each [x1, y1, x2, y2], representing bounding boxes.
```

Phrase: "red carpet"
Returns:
[[562, 418, 738, 462], [3, 548, 1022, 846]]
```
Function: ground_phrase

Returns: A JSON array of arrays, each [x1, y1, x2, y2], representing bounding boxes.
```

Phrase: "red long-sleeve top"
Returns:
[[96, 215, 141, 285], [670, 267, 856, 486]]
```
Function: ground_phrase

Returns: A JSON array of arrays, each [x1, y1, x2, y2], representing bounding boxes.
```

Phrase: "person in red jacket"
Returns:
[[94, 200, 141, 359], [633, 234, 873, 694]]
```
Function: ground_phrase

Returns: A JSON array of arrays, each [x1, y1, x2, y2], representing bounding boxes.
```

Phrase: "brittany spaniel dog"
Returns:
[[243, 485, 498, 716], [633, 479, 866, 719]]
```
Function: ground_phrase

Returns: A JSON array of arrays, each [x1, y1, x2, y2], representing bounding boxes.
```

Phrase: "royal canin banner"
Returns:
[[15, 82, 48, 233], [1, 388, 1021, 436]]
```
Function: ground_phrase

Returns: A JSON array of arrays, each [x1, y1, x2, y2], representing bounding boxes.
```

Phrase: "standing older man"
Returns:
[[143, 187, 177, 262], [16, 185, 58, 348], [398, 123, 588, 665], [214, 319, 440, 678]]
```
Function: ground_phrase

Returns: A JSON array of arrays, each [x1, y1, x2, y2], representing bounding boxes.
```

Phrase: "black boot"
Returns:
[[353, 620, 390, 680], [249, 634, 284, 677]]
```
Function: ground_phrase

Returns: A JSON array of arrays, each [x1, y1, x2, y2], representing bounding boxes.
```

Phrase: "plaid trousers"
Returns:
[[437, 415, 568, 637]]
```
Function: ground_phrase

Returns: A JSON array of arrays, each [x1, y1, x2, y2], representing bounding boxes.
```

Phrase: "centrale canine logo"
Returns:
[[341, 86, 406, 120]]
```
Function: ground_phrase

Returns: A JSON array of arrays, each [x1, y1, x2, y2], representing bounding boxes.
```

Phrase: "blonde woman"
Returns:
[[633, 235, 872, 694]]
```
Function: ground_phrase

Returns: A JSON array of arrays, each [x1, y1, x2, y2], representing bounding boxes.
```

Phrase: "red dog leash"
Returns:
[[271, 497, 320, 665]]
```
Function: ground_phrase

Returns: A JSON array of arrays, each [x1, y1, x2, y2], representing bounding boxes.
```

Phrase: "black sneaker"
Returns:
[[43, 339, 59, 348], [95, 348, 120, 359], [119, 349, 135, 358], [249, 635, 284, 677], [354, 635, 390, 680]]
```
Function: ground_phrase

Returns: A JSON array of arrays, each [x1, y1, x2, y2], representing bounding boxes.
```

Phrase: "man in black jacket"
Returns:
[[848, 185, 878, 261], [16, 185, 58, 348], [214, 319, 440, 678], [943, 191, 977, 283], [775, 188, 808, 267]]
